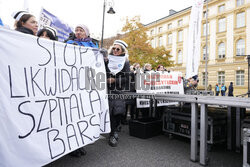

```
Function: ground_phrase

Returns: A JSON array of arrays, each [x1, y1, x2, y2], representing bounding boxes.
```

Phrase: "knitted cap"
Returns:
[[12, 11, 29, 21], [76, 24, 90, 37], [113, 40, 128, 50]]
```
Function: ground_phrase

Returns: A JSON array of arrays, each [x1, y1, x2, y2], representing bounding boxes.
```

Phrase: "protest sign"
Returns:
[[0, 28, 110, 167], [39, 8, 73, 42], [136, 71, 184, 108]]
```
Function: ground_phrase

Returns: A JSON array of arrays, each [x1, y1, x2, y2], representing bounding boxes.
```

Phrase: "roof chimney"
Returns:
[[169, 9, 176, 15]]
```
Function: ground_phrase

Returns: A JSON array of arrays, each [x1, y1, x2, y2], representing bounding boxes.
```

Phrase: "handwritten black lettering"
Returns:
[[77, 120, 92, 144], [18, 101, 35, 139], [66, 124, 79, 150], [47, 129, 65, 159]]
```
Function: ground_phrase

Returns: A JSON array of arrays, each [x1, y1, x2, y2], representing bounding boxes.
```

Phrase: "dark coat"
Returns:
[[106, 57, 130, 116], [228, 83, 234, 96], [15, 27, 34, 35]]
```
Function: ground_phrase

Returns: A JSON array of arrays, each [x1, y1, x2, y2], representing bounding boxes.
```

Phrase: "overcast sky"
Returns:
[[0, 0, 192, 39]]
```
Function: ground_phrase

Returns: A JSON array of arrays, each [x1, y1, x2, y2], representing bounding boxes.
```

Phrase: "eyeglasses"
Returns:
[[112, 47, 120, 52]]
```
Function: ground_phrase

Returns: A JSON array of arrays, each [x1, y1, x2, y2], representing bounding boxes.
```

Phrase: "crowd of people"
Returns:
[[1, 10, 236, 160]]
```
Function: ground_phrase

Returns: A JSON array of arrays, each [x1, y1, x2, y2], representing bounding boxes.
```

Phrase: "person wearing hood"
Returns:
[[106, 40, 130, 147], [12, 11, 38, 35], [66, 24, 98, 48]]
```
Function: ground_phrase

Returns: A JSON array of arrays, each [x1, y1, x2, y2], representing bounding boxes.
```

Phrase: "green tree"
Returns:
[[121, 16, 173, 70]]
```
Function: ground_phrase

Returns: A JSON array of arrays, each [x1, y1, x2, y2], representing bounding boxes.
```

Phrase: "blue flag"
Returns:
[[39, 8, 73, 42]]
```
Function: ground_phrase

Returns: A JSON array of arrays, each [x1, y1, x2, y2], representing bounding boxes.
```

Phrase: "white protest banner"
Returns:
[[136, 71, 184, 108], [186, 0, 204, 79], [0, 28, 110, 167]]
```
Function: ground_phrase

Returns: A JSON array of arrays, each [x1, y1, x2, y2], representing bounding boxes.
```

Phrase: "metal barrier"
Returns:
[[110, 92, 250, 165]]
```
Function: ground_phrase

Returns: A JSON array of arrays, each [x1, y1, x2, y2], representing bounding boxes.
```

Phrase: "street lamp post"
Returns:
[[100, 0, 115, 48]]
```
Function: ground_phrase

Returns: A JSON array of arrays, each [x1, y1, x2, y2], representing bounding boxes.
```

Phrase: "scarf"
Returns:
[[16, 27, 34, 35], [108, 54, 127, 75]]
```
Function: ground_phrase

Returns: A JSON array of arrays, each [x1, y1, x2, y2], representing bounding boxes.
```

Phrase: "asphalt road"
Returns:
[[44, 124, 242, 167]]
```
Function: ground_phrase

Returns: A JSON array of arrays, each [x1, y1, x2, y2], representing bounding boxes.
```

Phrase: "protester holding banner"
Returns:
[[106, 40, 130, 147], [12, 11, 38, 35], [157, 64, 167, 71], [133, 63, 140, 70], [66, 24, 98, 48], [65, 24, 98, 157], [143, 63, 153, 72], [37, 26, 57, 40]]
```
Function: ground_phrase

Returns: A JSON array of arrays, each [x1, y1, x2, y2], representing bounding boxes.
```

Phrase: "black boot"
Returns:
[[108, 135, 118, 147], [69, 149, 81, 157], [79, 147, 87, 155]]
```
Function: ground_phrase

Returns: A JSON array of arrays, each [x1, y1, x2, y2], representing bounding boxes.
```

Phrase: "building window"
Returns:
[[203, 45, 209, 61], [168, 34, 172, 44], [177, 50, 182, 64], [236, 39, 245, 56], [168, 23, 172, 30], [159, 36, 163, 46], [237, 0, 244, 7], [178, 20, 183, 26], [218, 42, 225, 59], [236, 12, 245, 28], [203, 23, 209, 36], [218, 18, 226, 32], [218, 71, 225, 85], [151, 29, 154, 35], [178, 30, 183, 42], [158, 27, 162, 33], [218, 5, 225, 13], [236, 70, 244, 86]]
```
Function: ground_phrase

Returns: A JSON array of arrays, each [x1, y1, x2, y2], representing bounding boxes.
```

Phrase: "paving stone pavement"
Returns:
[[44, 125, 242, 167]]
